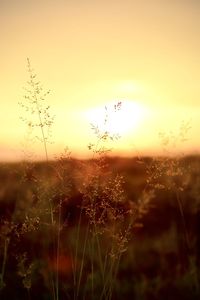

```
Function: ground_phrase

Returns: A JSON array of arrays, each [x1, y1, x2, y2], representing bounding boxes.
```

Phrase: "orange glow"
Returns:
[[0, 0, 200, 160]]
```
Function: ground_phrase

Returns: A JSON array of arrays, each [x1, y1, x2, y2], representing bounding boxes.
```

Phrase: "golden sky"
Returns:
[[1, 0, 200, 161]]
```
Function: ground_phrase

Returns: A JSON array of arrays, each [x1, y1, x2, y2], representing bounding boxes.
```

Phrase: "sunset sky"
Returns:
[[1, 0, 200, 161]]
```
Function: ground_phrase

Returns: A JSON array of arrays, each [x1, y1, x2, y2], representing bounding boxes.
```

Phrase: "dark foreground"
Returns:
[[0, 156, 200, 299]]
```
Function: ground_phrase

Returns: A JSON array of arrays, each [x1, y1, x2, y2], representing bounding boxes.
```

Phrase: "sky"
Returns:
[[0, 0, 200, 161]]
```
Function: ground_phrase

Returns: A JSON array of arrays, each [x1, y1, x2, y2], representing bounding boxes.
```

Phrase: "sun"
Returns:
[[85, 100, 147, 137]]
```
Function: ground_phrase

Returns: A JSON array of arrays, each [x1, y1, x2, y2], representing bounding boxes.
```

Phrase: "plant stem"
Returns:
[[0, 238, 9, 290], [176, 190, 190, 252], [76, 223, 89, 299], [56, 198, 62, 300]]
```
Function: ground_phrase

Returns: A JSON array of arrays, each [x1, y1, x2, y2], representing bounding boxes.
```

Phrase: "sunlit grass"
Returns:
[[0, 60, 199, 300]]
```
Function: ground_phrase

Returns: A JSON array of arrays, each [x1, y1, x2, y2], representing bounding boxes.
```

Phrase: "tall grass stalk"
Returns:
[[70, 103, 126, 299], [176, 189, 190, 255], [0, 238, 9, 291], [20, 59, 58, 300]]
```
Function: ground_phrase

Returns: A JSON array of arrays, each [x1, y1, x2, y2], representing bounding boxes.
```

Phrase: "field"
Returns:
[[0, 155, 200, 300], [1, 0, 200, 298], [1, 59, 199, 300]]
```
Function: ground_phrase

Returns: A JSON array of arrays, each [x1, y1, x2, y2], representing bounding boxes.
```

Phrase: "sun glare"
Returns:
[[85, 100, 148, 137]]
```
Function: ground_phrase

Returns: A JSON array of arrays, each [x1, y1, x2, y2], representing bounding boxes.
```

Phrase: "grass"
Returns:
[[0, 60, 200, 299]]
